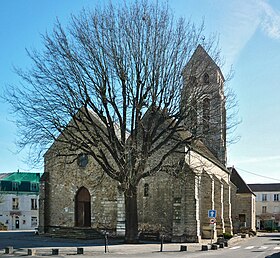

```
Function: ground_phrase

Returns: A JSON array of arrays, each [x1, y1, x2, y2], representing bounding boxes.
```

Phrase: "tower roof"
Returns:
[[184, 44, 224, 81]]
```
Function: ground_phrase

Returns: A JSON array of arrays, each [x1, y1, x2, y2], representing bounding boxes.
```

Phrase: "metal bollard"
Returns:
[[77, 247, 84, 254], [5, 246, 13, 254], [27, 249, 36, 256], [201, 245, 208, 251], [52, 249, 59, 255], [211, 244, 218, 250], [180, 245, 187, 251]]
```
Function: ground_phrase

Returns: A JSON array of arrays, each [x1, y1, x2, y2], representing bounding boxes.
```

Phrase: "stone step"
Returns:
[[49, 227, 104, 239]]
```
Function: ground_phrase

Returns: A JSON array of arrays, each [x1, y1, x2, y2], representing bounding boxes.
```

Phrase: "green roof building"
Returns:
[[0, 172, 41, 230]]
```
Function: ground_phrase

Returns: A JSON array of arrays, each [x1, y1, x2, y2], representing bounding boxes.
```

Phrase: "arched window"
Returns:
[[144, 183, 149, 197], [203, 97, 210, 134], [203, 73, 210, 84]]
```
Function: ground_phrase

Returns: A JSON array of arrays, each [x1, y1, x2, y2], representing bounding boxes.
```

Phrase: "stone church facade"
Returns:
[[39, 45, 236, 242]]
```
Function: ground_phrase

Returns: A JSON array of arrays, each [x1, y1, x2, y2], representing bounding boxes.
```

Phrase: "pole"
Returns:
[[160, 234, 164, 252], [211, 227, 213, 244], [104, 232, 108, 253]]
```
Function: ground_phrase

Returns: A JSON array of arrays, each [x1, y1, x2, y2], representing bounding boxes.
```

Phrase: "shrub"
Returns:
[[223, 232, 233, 239]]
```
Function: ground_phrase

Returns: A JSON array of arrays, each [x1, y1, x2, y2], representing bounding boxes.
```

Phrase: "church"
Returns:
[[39, 45, 247, 242]]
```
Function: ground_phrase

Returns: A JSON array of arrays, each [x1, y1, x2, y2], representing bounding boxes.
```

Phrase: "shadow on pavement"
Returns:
[[266, 252, 280, 258], [0, 231, 124, 249]]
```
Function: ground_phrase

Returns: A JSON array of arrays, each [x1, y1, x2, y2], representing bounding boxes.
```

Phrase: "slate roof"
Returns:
[[229, 167, 254, 194], [248, 183, 280, 192], [192, 139, 227, 172]]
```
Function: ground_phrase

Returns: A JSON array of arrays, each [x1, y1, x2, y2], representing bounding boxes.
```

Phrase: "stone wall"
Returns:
[[138, 172, 174, 237], [41, 147, 119, 234], [231, 190, 256, 233]]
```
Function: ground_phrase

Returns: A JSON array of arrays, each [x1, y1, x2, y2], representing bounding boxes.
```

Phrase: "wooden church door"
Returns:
[[75, 187, 91, 227]]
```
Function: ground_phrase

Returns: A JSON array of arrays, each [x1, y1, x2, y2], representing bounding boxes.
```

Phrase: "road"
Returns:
[[186, 233, 280, 258], [0, 231, 279, 257]]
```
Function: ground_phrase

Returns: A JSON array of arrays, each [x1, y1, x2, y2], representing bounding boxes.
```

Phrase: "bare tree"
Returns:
[[4, 1, 237, 242]]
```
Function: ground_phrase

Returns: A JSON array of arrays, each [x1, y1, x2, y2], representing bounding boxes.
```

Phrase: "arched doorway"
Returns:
[[75, 187, 91, 227]]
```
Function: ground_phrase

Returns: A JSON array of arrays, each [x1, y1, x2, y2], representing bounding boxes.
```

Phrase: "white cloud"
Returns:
[[217, 0, 262, 70], [259, 0, 280, 39], [216, 0, 280, 70]]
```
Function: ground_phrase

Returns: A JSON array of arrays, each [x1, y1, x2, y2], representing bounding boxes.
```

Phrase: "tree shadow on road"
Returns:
[[266, 252, 280, 258]]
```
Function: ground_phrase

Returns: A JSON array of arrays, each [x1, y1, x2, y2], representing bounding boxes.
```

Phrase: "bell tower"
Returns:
[[181, 45, 227, 165]]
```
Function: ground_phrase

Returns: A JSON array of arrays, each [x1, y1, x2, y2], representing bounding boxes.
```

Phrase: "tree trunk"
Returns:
[[124, 186, 139, 243]]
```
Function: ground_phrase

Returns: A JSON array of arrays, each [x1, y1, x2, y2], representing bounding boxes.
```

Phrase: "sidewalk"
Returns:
[[0, 234, 250, 257], [2, 242, 200, 256]]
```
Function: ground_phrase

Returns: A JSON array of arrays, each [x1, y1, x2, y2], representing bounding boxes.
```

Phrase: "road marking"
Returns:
[[274, 247, 280, 250], [245, 246, 255, 249], [230, 246, 241, 250], [259, 246, 268, 250]]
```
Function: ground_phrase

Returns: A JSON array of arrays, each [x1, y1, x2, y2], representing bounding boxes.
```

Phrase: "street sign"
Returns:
[[208, 209, 216, 218], [209, 218, 216, 224]]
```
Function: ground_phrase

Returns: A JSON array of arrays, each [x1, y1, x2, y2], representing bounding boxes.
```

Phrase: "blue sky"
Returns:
[[0, 0, 279, 184]]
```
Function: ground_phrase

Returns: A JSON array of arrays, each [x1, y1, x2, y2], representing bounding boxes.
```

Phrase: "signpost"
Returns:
[[208, 210, 216, 244], [208, 209, 216, 218]]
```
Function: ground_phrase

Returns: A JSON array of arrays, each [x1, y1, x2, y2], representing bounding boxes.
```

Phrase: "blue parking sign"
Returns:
[[208, 209, 216, 218]]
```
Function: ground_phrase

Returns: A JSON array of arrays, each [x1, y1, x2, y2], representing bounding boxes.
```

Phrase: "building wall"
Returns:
[[42, 148, 119, 233], [41, 141, 233, 242], [138, 172, 174, 236], [254, 191, 280, 229], [0, 193, 39, 230], [231, 191, 256, 233]]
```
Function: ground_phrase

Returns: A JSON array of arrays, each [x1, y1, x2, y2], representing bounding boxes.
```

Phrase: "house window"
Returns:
[[262, 194, 267, 201], [12, 198, 19, 210], [262, 206, 267, 213], [31, 199, 37, 210], [12, 182, 19, 191], [144, 183, 149, 197], [30, 183, 38, 192], [274, 194, 279, 201], [239, 214, 246, 227]]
